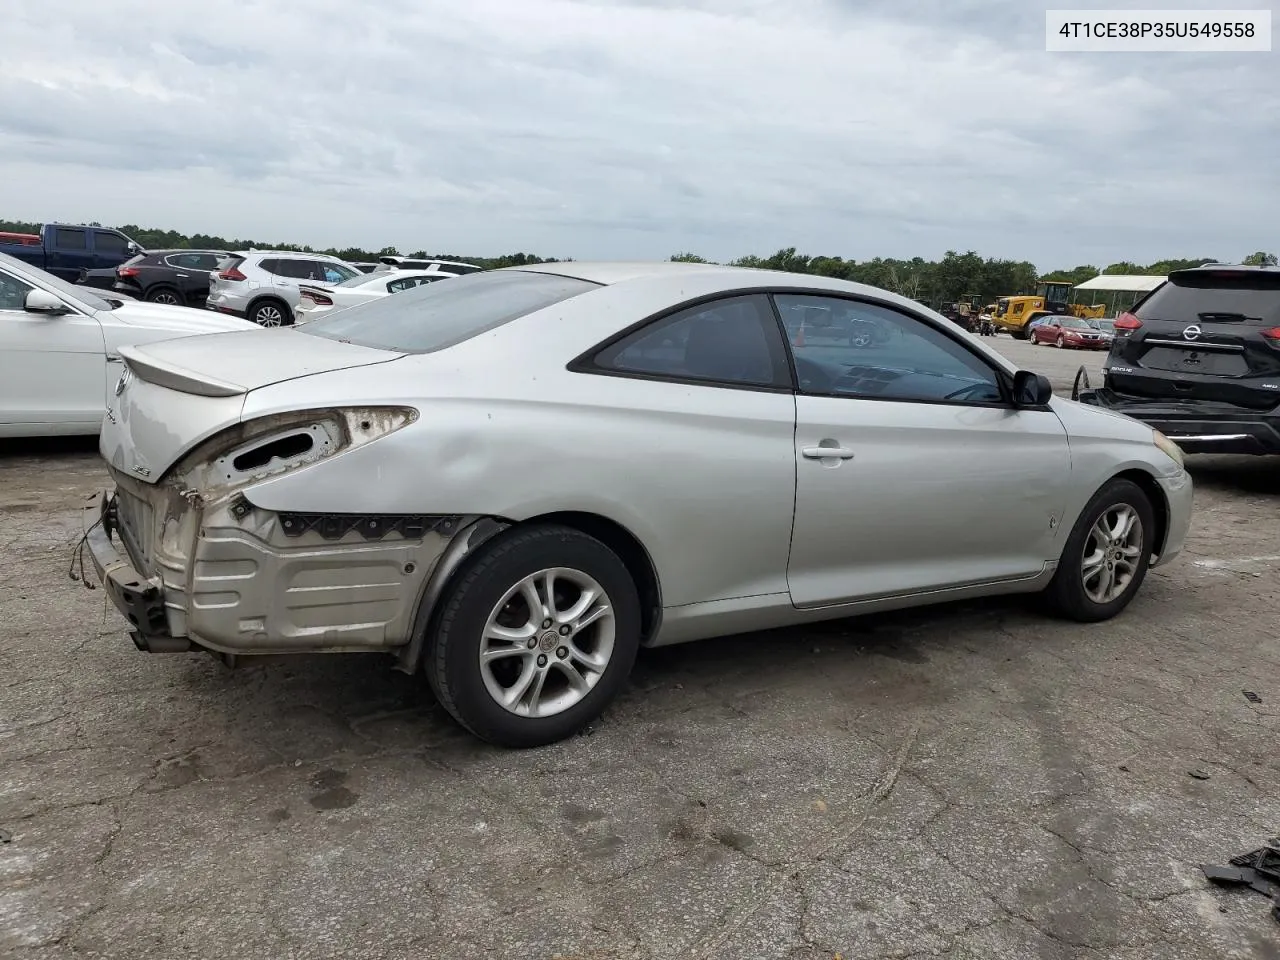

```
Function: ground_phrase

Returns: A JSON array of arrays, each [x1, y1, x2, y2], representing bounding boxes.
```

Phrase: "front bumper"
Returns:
[[84, 481, 468, 656], [1151, 468, 1193, 569], [1077, 386, 1280, 456]]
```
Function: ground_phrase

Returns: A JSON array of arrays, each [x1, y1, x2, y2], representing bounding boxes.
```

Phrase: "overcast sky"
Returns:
[[1, 0, 1275, 269]]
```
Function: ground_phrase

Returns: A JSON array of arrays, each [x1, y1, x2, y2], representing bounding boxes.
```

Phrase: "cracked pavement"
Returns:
[[3, 339, 1280, 959]]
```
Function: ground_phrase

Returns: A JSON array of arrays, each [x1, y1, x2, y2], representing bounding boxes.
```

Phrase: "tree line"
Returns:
[[3, 217, 1274, 308]]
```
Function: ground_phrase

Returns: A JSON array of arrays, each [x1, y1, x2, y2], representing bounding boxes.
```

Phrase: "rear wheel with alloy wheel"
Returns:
[[426, 524, 642, 747], [249, 300, 289, 326]]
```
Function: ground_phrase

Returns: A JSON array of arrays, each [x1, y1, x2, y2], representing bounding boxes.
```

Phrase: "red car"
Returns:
[[1031, 316, 1110, 349]]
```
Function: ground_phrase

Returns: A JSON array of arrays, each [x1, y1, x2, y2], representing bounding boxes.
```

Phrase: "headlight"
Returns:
[[1152, 429, 1185, 468]]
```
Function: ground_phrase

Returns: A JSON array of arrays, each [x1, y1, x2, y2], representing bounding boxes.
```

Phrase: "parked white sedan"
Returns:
[[86, 262, 1192, 748], [0, 252, 256, 438], [295, 268, 459, 321]]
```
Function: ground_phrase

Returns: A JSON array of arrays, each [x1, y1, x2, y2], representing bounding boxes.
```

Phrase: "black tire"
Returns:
[[1044, 478, 1155, 622], [426, 524, 642, 748], [144, 286, 182, 305], [249, 299, 291, 327]]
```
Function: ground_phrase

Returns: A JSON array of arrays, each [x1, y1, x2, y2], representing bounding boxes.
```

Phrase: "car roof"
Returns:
[[235, 250, 347, 261], [501, 260, 926, 306], [150, 248, 231, 256]]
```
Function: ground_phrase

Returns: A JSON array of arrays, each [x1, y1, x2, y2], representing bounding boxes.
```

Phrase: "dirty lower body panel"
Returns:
[[84, 473, 476, 657]]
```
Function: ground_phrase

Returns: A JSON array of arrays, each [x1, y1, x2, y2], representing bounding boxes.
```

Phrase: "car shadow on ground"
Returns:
[[153, 594, 1036, 761], [1186, 454, 1280, 497]]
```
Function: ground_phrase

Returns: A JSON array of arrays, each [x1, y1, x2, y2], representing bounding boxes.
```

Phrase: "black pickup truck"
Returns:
[[0, 223, 141, 283]]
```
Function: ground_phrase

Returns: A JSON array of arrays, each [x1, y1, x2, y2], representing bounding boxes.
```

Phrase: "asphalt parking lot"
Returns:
[[3, 336, 1279, 960]]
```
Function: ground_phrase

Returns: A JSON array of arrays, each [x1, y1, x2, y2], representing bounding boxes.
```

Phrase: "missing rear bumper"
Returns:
[[85, 483, 479, 657]]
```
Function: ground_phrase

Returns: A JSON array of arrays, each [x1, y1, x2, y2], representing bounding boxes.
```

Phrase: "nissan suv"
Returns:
[[1076, 265, 1280, 455], [207, 252, 361, 326]]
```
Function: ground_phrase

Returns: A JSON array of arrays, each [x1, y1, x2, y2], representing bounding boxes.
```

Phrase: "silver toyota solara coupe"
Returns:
[[86, 262, 1193, 747]]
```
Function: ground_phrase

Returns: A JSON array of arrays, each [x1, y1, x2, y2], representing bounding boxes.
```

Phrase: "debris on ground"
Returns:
[[1243, 690, 1263, 704], [1188, 769, 1212, 780], [1201, 838, 1280, 922]]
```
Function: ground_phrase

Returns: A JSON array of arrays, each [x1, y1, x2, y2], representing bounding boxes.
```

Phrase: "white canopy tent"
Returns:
[[1074, 274, 1166, 293]]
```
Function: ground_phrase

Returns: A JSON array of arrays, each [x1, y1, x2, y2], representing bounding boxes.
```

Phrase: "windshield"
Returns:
[[0, 251, 113, 311], [299, 269, 601, 353], [1059, 318, 1091, 329]]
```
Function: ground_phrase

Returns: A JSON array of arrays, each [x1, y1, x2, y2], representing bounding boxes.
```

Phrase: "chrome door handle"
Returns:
[[802, 446, 855, 459]]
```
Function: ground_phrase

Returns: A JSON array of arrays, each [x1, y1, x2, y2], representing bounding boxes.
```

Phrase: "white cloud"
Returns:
[[0, 0, 1274, 268]]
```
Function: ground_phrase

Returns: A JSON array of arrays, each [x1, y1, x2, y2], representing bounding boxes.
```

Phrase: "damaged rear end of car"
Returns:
[[85, 332, 481, 664]]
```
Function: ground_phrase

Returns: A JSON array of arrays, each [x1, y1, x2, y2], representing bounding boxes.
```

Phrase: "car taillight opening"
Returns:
[[1114, 312, 1142, 334], [302, 291, 332, 306], [219, 267, 247, 281], [1260, 327, 1280, 343], [117, 266, 140, 278]]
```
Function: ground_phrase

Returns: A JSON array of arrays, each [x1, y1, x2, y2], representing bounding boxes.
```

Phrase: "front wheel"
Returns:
[[426, 524, 642, 747], [1044, 478, 1155, 622]]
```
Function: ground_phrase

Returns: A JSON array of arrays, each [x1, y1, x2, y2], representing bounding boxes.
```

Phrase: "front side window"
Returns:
[[775, 294, 1004, 405], [94, 232, 129, 256], [300, 269, 601, 353], [590, 294, 790, 388], [0, 269, 35, 311]]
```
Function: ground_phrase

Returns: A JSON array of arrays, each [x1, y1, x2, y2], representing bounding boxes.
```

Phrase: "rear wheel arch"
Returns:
[[143, 283, 182, 304], [520, 511, 663, 644], [400, 511, 663, 675], [247, 296, 292, 326]]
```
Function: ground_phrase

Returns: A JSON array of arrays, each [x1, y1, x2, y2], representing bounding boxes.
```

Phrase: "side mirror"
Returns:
[[126, 241, 139, 254], [24, 289, 71, 315], [1012, 370, 1052, 406]]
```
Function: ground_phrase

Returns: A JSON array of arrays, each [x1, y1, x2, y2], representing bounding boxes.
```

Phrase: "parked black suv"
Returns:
[[110, 249, 231, 306], [1075, 265, 1280, 455]]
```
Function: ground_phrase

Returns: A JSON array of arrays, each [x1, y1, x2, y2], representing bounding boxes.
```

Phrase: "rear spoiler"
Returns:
[[118, 345, 246, 398]]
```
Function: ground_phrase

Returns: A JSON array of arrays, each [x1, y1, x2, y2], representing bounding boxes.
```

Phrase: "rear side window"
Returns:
[[54, 228, 87, 250], [1135, 271, 1280, 325], [257, 258, 279, 275], [300, 270, 601, 353]]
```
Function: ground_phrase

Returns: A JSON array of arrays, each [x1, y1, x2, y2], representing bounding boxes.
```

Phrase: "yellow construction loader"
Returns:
[[990, 282, 1106, 339]]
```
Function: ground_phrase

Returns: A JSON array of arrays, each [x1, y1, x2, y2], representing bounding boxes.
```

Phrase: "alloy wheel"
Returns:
[[478, 567, 616, 718], [1080, 504, 1143, 604]]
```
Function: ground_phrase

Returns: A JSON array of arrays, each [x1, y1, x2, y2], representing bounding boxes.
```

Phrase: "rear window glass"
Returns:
[[1135, 271, 1280, 324], [299, 269, 601, 353]]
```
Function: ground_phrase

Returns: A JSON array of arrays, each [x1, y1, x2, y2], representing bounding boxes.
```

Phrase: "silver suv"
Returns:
[[207, 251, 361, 326]]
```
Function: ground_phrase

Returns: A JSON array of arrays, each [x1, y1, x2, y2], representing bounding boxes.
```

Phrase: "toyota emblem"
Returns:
[[1182, 325, 1201, 341]]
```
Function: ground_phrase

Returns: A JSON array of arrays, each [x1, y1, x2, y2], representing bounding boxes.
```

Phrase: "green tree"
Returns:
[[1243, 251, 1278, 266], [670, 252, 708, 262]]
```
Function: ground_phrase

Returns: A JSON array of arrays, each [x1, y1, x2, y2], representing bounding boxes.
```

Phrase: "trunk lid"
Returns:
[[103, 329, 404, 482], [1110, 268, 1280, 409]]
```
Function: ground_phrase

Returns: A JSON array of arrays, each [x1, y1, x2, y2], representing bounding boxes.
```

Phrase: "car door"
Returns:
[[91, 230, 130, 270], [45, 226, 93, 282], [775, 293, 1072, 608], [164, 252, 216, 304], [577, 293, 798, 606], [0, 266, 106, 430]]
